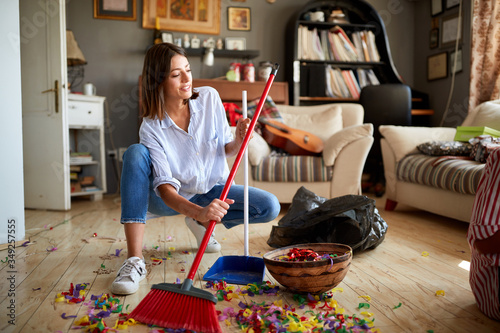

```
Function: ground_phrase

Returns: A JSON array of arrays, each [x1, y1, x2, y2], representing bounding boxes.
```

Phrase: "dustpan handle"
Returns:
[[185, 64, 279, 282], [243, 91, 249, 257]]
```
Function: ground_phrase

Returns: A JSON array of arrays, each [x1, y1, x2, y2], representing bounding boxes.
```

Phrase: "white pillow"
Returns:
[[463, 99, 500, 130], [278, 104, 343, 141], [379, 125, 456, 162]]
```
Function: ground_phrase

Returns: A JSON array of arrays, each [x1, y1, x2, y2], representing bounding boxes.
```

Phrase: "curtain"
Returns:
[[469, 0, 500, 111], [469, 1, 500, 111]]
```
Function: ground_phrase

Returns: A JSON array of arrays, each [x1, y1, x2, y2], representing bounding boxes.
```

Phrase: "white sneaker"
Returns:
[[185, 217, 221, 253], [110, 256, 146, 295]]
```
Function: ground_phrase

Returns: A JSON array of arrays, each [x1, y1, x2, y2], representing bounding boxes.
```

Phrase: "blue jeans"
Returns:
[[120, 144, 281, 229]]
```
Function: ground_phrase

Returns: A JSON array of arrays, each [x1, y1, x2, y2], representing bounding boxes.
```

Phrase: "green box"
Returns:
[[454, 126, 500, 142]]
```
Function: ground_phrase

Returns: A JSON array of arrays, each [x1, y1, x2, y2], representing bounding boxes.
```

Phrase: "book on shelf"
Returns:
[[82, 185, 100, 192], [297, 25, 379, 63], [70, 152, 93, 163], [325, 66, 380, 99]]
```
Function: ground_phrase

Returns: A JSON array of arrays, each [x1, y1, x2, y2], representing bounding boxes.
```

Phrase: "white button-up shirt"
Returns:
[[139, 86, 233, 199]]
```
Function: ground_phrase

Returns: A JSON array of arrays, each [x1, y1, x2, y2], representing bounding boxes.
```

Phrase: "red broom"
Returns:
[[128, 64, 280, 332]]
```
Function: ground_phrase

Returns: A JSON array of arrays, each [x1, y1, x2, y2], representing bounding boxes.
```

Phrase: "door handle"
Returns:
[[41, 80, 59, 113]]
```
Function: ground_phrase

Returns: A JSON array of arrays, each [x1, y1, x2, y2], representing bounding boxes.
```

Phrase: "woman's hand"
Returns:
[[225, 117, 252, 157], [196, 198, 235, 226], [235, 117, 251, 146]]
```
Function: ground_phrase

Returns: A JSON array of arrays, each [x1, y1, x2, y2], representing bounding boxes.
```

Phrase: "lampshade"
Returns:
[[66, 30, 87, 66]]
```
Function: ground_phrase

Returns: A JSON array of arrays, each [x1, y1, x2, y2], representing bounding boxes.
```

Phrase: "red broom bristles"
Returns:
[[129, 289, 222, 332]]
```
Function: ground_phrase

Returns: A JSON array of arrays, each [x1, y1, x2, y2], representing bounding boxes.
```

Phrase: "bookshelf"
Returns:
[[67, 94, 107, 201], [286, 0, 403, 105]]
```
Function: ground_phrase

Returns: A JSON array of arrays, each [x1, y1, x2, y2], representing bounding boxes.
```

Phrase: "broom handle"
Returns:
[[185, 64, 279, 283]]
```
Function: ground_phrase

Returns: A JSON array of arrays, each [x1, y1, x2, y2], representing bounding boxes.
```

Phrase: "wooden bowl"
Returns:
[[263, 243, 352, 294]]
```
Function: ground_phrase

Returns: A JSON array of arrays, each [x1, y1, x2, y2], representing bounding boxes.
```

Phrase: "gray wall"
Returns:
[[412, 0, 471, 127], [66, 0, 416, 194]]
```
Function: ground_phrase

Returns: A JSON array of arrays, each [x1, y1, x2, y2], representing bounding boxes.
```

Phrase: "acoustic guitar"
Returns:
[[256, 117, 324, 156]]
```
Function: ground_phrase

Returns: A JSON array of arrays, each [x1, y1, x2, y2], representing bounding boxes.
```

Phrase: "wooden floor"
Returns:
[[1, 193, 500, 333]]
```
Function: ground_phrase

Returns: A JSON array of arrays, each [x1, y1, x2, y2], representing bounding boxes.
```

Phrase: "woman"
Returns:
[[110, 43, 280, 295]]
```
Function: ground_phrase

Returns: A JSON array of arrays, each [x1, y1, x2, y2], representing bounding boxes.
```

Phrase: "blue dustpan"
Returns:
[[204, 91, 266, 285], [203, 255, 265, 285]]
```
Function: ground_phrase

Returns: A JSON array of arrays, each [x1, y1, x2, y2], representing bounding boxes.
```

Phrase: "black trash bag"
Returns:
[[267, 187, 388, 252]]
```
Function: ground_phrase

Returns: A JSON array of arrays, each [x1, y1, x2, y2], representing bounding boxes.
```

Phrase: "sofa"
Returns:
[[380, 99, 500, 222], [228, 103, 374, 203]]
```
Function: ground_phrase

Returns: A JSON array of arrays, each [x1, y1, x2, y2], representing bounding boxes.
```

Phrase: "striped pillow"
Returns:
[[252, 155, 333, 182]]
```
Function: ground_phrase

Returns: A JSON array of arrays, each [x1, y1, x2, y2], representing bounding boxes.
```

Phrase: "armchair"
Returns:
[[228, 103, 374, 203]]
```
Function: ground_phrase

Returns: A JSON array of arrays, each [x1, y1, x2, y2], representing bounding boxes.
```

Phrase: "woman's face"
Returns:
[[164, 54, 192, 101]]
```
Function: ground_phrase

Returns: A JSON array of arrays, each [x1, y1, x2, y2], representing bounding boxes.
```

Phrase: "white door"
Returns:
[[20, 0, 70, 210]]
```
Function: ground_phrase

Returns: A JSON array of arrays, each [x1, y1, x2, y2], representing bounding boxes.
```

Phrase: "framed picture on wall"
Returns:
[[94, 0, 136, 21], [161, 32, 173, 43], [228, 7, 251, 31], [431, 0, 443, 17], [441, 13, 462, 47], [446, 0, 460, 9], [428, 52, 448, 81], [450, 49, 462, 74], [142, 0, 221, 35], [225, 37, 246, 50], [430, 28, 439, 49]]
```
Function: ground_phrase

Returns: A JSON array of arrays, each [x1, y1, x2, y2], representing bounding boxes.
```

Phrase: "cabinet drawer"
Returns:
[[68, 100, 102, 127]]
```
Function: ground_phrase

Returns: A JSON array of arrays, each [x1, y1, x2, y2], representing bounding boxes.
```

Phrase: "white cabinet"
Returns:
[[68, 94, 107, 201]]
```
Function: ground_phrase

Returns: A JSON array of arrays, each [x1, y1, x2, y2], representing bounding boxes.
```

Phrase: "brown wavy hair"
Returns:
[[140, 43, 199, 120]]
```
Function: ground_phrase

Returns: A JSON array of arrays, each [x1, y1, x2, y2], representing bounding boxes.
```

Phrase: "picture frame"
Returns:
[[446, 0, 460, 9], [94, 0, 136, 21], [441, 13, 462, 47], [430, 28, 439, 49], [142, 0, 221, 35], [225, 37, 246, 50], [427, 52, 448, 81], [161, 32, 173, 44], [227, 7, 251, 31], [450, 48, 462, 74], [431, 0, 443, 17]]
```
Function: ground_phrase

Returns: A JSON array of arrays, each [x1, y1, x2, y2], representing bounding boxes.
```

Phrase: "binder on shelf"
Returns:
[[300, 65, 310, 96], [366, 31, 380, 62], [307, 64, 327, 97]]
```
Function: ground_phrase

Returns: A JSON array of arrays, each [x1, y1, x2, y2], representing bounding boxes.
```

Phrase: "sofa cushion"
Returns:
[[252, 155, 333, 182], [396, 154, 484, 195], [278, 104, 343, 141]]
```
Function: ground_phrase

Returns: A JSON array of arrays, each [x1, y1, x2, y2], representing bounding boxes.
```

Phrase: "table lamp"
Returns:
[[66, 30, 87, 91]]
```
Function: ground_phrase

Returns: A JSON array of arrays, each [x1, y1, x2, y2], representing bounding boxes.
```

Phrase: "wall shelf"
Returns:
[[185, 48, 260, 59]]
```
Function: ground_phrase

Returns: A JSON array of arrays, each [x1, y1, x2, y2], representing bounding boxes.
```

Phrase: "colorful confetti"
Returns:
[[204, 280, 377, 332], [435, 290, 445, 297], [421, 251, 430, 257], [55, 283, 88, 303], [393, 302, 402, 309]]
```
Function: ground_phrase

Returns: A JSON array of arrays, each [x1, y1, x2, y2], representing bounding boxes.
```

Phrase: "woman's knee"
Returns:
[[123, 144, 150, 165], [265, 193, 281, 221], [254, 190, 280, 222]]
